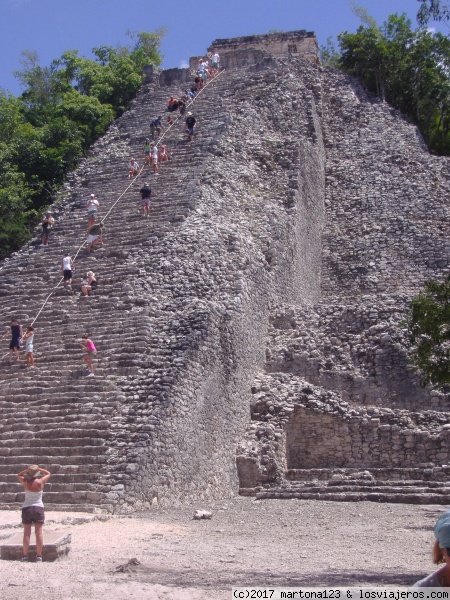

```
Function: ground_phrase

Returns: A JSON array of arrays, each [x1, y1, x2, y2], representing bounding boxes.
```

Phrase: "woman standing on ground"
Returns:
[[17, 465, 51, 562]]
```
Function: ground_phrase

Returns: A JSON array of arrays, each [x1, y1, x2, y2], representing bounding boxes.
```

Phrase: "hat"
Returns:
[[26, 465, 41, 479], [435, 511, 450, 548], [144, 182, 149, 186], [90, 193, 95, 198], [86, 271, 95, 278], [187, 112, 192, 116], [46, 211, 52, 215]]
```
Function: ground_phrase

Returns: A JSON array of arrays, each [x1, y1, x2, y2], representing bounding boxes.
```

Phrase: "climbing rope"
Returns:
[[1, 68, 226, 355]]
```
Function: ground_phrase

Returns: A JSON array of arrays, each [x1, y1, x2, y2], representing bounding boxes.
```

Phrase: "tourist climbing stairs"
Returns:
[[0, 68, 235, 512]]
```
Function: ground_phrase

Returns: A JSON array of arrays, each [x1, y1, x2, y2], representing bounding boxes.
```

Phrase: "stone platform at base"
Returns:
[[1, 530, 71, 561]]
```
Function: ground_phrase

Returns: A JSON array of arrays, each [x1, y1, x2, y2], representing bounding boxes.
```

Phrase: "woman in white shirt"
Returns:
[[17, 465, 51, 562]]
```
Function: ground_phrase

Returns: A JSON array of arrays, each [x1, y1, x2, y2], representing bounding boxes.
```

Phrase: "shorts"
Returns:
[[42, 228, 50, 239], [63, 269, 72, 281], [152, 157, 158, 165], [26, 344, 33, 353], [212, 62, 219, 68], [140, 199, 151, 207], [9, 338, 20, 350], [144, 151, 150, 155], [86, 234, 98, 244], [22, 506, 45, 525]]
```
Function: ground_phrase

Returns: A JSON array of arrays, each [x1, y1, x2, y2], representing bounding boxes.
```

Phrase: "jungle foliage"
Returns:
[[322, 11, 450, 156], [0, 29, 165, 259], [408, 276, 450, 390]]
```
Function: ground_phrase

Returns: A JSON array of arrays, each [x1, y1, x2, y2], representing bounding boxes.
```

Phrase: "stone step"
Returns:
[[254, 489, 450, 504], [0, 502, 114, 513]]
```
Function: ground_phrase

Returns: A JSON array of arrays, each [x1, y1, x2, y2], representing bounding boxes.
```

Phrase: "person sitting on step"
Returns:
[[81, 271, 97, 296], [128, 158, 139, 179], [158, 145, 169, 162]]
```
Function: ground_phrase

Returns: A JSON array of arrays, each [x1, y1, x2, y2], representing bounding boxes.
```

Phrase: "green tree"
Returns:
[[337, 13, 450, 154], [408, 276, 450, 389], [417, 0, 450, 25]]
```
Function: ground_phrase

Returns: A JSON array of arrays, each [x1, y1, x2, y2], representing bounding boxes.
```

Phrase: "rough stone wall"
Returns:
[[1, 39, 449, 508], [204, 31, 319, 69], [237, 372, 450, 490], [236, 57, 449, 493], [100, 60, 330, 509]]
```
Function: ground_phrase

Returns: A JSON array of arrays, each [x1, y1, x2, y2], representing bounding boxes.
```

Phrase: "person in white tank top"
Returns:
[[17, 465, 51, 562]]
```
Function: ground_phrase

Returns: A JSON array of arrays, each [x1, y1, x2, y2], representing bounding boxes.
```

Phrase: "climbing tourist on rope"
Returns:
[[128, 158, 139, 179], [86, 193, 100, 232], [61, 254, 74, 288], [80, 334, 96, 376], [413, 510, 450, 587], [185, 112, 197, 141], [139, 182, 152, 218], [151, 144, 159, 174], [211, 51, 220, 76], [150, 116, 164, 140], [81, 271, 97, 297], [17, 464, 51, 562], [144, 138, 151, 166], [22, 325, 35, 368], [86, 222, 104, 253], [41, 211, 54, 246], [2, 317, 22, 363]]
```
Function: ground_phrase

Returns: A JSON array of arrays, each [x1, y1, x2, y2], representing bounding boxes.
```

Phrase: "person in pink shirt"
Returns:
[[80, 334, 96, 376]]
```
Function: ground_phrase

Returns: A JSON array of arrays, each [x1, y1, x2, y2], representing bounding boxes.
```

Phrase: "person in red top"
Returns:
[[80, 334, 97, 376]]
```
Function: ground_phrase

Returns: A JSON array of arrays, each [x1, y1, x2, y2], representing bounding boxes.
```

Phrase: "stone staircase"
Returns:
[[238, 465, 450, 507], [0, 68, 235, 512], [252, 467, 450, 504]]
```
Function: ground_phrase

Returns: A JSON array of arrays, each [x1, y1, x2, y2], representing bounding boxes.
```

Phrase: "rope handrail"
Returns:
[[2, 68, 227, 356]]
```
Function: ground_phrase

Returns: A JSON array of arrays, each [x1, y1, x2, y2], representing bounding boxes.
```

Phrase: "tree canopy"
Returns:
[[0, 29, 165, 259], [336, 12, 450, 155], [408, 276, 450, 389]]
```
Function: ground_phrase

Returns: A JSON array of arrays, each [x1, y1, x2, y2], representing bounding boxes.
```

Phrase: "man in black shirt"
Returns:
[[139, 183, 152, 218], [185, 112, 197, 141]]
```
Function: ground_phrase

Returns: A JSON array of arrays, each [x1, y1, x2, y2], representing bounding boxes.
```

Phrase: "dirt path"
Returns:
[[0, 498, 444, 599]]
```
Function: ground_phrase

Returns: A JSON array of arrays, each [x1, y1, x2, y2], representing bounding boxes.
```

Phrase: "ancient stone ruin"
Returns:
[[0, 31, 449, 512]]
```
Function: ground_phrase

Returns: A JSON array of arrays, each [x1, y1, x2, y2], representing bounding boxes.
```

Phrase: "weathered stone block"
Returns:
[[1, 530, 71, 561]]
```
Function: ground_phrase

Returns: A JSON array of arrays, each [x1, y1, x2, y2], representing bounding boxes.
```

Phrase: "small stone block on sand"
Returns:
[[1, 530, 71, 561]]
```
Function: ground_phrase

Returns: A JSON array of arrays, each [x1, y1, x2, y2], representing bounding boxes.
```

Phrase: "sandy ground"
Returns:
[[0, 497, 445, 600]]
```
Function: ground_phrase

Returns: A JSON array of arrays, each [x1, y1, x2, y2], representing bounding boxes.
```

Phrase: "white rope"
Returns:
[[2, 68, 227, 353]]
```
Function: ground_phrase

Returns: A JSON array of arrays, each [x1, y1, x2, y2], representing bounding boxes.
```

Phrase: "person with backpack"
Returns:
[[150, 116, 163, 140], [185, 112, 197, 141], [41, 212, 55, 246], [139, 182, 152, 218]]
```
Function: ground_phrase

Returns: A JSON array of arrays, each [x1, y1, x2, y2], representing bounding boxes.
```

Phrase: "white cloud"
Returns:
[[179, 59, 189, 69], [427, 26, 436, 33]]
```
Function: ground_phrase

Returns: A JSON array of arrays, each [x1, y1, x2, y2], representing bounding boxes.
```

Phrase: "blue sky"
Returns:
[[0, 0, 442, 96]]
